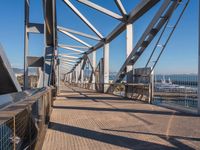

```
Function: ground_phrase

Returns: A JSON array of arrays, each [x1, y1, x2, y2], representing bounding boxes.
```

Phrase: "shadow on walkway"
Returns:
[[49, 122, 192, 150], [53, 105, 198, 117]]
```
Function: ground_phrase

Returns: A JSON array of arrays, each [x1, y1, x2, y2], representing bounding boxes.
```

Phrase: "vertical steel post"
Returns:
[[70, 73, 72, 83], [75, 67, 78, 83], [57, 63, 61, 93], [81, 59, 84, 83], [103, 43, 109, 92], [24, 0, 30, 90], [198, 0, 200, 114], [92, 51, 96, 90], [126, 24, 133, 97]]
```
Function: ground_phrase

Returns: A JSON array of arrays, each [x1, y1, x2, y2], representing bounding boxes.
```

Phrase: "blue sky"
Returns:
[[0, 0, 198, 74]]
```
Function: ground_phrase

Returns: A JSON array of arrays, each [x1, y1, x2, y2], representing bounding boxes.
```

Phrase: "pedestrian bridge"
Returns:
[[0, 0, 200, 149], [42, 84, 200, 150]]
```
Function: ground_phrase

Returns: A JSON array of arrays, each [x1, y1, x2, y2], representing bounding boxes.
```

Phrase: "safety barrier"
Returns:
[[0, 87, 54, 150]]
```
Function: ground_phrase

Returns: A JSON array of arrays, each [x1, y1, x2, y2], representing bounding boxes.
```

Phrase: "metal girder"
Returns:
[[58, 26, 100, 41], [63, 0, 103, 39], [59, 44, 89, 49], [58, 29, 92, 47], [42, 0, 57, 87], [28, 23, 44, 34], [70, 0, 160, 72], [60, 67, 70, 71], [85, 0, 160, 55], [24, 0, 29, 90], [127, 0, 160, 23], [78, 0, 123, 21], [61, 60, 75, 64], [0, 44, 22, 94], [114, 0, 127, 16], [61, 62, 74, 67], [58, 44, 85, 53], [109, 0, 178, 89], [61, 58, 77, 63], [60, 54, 79, 59], [103, 43, 109, 92], [61, 64, 71, 67], [27, 56, 44, 67]]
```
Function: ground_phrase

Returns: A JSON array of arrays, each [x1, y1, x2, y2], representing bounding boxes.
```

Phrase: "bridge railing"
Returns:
[[68, 82, 152, 103], [0, 87, 55, 150]]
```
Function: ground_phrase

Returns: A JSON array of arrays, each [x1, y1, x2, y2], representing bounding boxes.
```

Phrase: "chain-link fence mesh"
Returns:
[[0, 87, 53, 150]]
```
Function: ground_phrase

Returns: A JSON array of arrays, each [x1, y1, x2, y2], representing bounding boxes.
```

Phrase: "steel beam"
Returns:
[[103, 43, 109, 92], [28, 23, 44, 34], [58, 29, 91, 47], [78, 0, 123, 20], [60, 54, 79, 58], [92, 51, 96, 89], [24, 0, 30, 90], [61, 61, 75, 65], [43, 0, 57, 87], [84, 0, 160, 56], [115, 0, 127, 16], [59, 44, 85, 53], [69, 0, 160, 73], [125, 24, 133, 97], [59, 44, 89, 49], [109, 0, 174, 87], [61, 59, 77, 63], [27, 56, 44, 67], [58, 26, 100, 41], [0, 44, 22, 94], [63, 0, 103, 39]]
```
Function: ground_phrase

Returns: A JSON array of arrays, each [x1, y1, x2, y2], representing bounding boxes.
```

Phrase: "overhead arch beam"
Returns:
[[59, 44, 89, 49], [58, 26, 100, 41], [58, 44, 85, 53], [59, 54, 79, 59], [61, 61, 75, 65], [69, 0, 160, 72], [114, 0, 127, 16], [61, 58, 77, 63], [78, 0, 123, 21], [61, 62, 74, 66], [58, 29, 92, 47], [63, 0, 103, 39]]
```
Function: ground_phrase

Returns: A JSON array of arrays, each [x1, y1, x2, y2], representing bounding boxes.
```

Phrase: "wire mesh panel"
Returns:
[[153, 74, 198, 109], [0, 118, 14, 150], [0, 87, 53, 150]]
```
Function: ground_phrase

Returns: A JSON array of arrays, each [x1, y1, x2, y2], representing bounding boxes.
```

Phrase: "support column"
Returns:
[[77, 63, 81, 83], [81, 60, 84, 83], [57, 59, 60, 93], [75, 67, 78, 83], [126, 24, 133, 98], [92, 51, 96, 90], [198, 0, 200, 114], [24, 0, 30, 90], [70, 73, 72, 83], [103, 43, 109, 93]]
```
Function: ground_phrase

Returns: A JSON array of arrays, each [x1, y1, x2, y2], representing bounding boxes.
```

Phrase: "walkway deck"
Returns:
[[42, 86, 200, 150]]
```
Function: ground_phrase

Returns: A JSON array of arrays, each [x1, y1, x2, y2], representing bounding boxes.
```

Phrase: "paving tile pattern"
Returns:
[[42, 86, 200, 150]]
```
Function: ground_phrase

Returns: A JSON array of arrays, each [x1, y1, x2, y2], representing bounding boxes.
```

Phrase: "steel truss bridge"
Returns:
[[0, 0, 200, 149]]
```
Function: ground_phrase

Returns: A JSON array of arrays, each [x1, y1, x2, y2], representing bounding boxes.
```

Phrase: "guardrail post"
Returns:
[[13, 116, 16, 150]]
